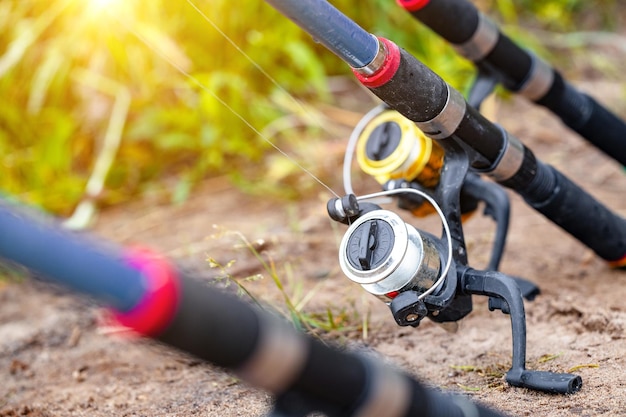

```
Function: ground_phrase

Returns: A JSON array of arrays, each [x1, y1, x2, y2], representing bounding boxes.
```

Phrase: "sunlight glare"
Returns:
[[88, 0, 121, 13], [84, 0, 129, 22]]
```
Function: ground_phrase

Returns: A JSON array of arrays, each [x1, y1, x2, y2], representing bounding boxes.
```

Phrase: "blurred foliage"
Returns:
[[0, 0, 620, 214], [484, 0, 620, 30]]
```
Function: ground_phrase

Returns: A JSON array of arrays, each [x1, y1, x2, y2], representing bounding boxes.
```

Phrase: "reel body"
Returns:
[[329, 105, 581, 394], [357, 110, 444, 191], [351, 108, 510, 270], [329, 192, 581, 394], [339, 210, 441, 303]]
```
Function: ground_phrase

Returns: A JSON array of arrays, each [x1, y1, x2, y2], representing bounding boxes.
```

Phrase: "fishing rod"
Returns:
[[395, 0, 626, 167], [0, 200, 513, 417], [264, 0, 626, 270], [263, 0, 626, 395]]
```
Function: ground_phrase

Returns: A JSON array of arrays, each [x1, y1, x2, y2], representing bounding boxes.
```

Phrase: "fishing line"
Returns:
[[185, 0, 337, 133], [107, 10, 341, 199]]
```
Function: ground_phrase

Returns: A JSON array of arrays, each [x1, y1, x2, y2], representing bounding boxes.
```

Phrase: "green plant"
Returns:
[[207, 227, 366, 339], [0, 0, 616, 216], [492, 0, 620, 30], [0, 0, 336, 214], [0, 261, 29, 284]]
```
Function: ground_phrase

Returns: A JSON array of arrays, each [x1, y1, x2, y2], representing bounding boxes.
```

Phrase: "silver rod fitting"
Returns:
[[415, 86, 466, 139], [488, 131, 525, 182], [454, 13, 499, 62], [517, 55, 554, 101], [352, 36, 388, 76]]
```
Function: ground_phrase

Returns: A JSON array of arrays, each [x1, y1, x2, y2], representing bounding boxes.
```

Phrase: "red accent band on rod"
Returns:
[[113, 247, 180, 337], [396, 0, 431, 12], [352, 37, 401, 88], [608, 253, 626, 269]]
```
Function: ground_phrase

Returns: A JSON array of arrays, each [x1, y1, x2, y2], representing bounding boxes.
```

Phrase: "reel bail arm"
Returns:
[[387, 172, 511, 271]]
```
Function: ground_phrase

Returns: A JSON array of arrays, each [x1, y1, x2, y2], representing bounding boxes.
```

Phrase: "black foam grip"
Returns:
[[516, 161, 626, 262], [405, 0, 626, 166], [537, 73, 626, 166], [156, 279, 408, 415], [454, 104, 506, 165], [285, 339, 371, 414], [369, 48, 448, 122], [407, 0, 533, 84], [156, 275, 514, 417], [156, 275, 261, 368], [368, 48, 503, 167], [157, 275, 371, 411], [407, 0, 479, 43], [483, 34, 533, 88]]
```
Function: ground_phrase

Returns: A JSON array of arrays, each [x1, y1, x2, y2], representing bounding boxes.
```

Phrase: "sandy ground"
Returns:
[[1, 77, 626, 417]]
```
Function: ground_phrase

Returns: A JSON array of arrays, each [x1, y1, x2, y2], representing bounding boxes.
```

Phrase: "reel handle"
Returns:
[[506, 370, 582, 395], [462, 267, 583, 395]]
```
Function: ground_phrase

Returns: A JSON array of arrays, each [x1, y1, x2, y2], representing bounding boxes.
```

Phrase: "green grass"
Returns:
[[207, 228, 367, 339], [0, 0, 617, 217]]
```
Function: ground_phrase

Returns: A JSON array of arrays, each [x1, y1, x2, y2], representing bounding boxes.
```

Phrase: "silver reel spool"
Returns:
[[338, 188, 453, 303]]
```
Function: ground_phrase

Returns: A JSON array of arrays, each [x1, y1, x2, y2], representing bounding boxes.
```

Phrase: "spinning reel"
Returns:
[[265, 0, 626, 396], [343, 107, 512, 271], [327, 107, 581, 394]]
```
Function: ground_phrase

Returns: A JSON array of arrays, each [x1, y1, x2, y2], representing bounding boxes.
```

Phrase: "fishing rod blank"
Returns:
[[0, 200, 512, 417], [396, 0, 626, 167], [263, 0, 626, 268], [261, 0, 378, 68]]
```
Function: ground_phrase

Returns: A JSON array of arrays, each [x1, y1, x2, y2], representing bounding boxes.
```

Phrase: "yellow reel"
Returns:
[[356, 110, 444, 188], [356, 110, 445, 217]]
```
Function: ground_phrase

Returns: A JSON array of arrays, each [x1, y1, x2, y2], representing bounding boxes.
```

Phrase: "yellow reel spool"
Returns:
[[356, 110, 444, 189], [356, 111, 445, 217]]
